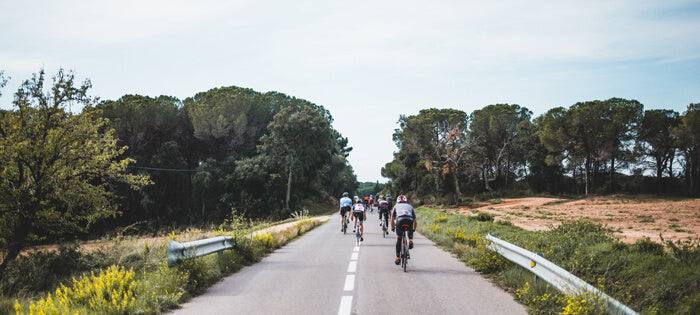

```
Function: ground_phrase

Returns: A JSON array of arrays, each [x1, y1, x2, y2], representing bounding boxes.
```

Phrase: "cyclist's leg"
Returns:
[[407, 218, 415, 248], [395, 218, 405, 258], [360, 212, 365, 234]]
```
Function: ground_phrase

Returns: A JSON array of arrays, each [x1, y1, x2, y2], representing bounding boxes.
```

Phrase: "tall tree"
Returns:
[[0, 69, 149, 273], [258, 104, 335, 210], [675, 104, 700, 195], [541, 102, 607, 196], [638, 109, 680, 183], [603, 98, 643, 191], [468, 104, 532, 193], [393, 108, 469, 204]]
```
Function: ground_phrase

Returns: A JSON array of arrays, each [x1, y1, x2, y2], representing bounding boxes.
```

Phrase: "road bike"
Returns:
[[379, 213, 388, 238], [399, 224, 411, 272], [342, 213, 349, 234], [355, 220, 362, 245]]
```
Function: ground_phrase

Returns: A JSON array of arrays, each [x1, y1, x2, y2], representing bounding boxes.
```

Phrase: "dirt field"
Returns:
[[445, 197, 700, 244]]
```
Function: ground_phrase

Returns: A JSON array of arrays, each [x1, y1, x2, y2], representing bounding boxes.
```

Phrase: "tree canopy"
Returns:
[[384, 99, 698, 203], [0, 69, 149, 272]]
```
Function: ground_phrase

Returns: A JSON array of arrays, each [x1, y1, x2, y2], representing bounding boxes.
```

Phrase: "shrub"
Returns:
[[632, 238, 665, 255], [473, 242, 509, 273], [475, 212, 495, 222], [0, 243, 106, 298], [15, 265, 137, 315]]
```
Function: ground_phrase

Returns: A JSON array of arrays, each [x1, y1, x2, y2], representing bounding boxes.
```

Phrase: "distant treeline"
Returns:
[[95, 87, 358, 227], [382, 100, 699, 204], [355, 181, 386, 198]]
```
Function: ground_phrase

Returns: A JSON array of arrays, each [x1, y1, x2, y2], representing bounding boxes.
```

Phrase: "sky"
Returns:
[[1, 0, 699, 183]]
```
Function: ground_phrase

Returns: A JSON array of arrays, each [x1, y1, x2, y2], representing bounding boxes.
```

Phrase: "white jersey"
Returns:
[[352, 203, 365, 213], [391, 203, 415, 219]]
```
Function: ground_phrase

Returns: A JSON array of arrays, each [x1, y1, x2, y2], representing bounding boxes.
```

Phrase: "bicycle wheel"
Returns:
[[402, 232, 408, 272]]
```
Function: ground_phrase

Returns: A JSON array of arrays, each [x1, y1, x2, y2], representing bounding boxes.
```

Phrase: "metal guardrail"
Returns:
[[167, 235, 236, 267], [485, 234, 637, 315]]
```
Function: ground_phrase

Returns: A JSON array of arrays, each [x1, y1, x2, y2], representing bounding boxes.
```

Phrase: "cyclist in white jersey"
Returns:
[[339, 192, 353, 232], [390, 195, 416, 265], [352, 201, 366, 241]]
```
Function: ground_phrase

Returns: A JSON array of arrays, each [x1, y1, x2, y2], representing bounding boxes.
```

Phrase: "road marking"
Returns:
[[343, 275, 355, 291], [338, 296, 352, 315], [353, 246, 360, 252], [348, 261, 357, 273], [351, 252, 358, 260]]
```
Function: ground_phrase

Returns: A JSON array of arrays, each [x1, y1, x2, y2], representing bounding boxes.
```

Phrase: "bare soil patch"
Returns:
[[446, 197, 700, 244]]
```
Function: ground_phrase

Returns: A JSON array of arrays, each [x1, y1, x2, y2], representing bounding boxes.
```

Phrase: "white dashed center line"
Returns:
[[338, 296, 353, 315], [347, 261, 357, 273], [343, 274, 355, 291], [338, 226, 362, 315]]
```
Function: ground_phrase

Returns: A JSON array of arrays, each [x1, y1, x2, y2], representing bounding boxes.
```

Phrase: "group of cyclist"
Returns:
[[339, 192, 416, 265]]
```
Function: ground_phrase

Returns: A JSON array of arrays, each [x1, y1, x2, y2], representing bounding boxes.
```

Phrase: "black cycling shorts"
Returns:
[[340, 206, 351, 216], [395, 217, 414, 237], [353, 211, 365, 222]]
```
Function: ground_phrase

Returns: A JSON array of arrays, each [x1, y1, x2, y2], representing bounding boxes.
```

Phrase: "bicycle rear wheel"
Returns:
[[401, 232, 408, 272]]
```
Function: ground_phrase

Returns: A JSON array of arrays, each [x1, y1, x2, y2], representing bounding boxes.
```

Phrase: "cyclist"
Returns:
[[368, 195, 374, 210], [352, 199, 366, 241], [390, 195, 416, 265], [378, 196, 390, 230], [339, 192, 353, 232], [386, 193, 393, 210]]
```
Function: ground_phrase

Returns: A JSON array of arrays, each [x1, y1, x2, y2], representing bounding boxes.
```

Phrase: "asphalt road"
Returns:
[[172, 210, 526, 315]]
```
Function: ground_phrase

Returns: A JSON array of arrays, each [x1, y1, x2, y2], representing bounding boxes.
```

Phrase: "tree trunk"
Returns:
[[483, 168, 494, 196], [286, 166, 292, 210], [584, 155, 591, 196], [0, 215, 31, 275], [669, 149, 675, 179], [452, 171, 461, 203], [610, 154, 616, 192]]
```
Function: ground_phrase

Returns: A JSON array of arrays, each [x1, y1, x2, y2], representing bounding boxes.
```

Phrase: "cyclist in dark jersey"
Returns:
[[378, 197, 390, 229], [390, 195, 416, 265]]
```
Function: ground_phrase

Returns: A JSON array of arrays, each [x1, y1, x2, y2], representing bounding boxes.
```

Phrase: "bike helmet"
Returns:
[[343, 192, 349, 197], [396, 195, 407, 203]]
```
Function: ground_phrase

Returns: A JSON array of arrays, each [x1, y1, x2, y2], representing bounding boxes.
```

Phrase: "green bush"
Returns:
[[475, 212, 495, 222], [632, 237, 665, 255], [415, 206, 700, 315], [0, 243, 108, 298]]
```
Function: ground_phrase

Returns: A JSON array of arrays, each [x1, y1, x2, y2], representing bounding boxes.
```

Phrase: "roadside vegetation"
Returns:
[[5, 214, 324, 314], [417, 206, 699, 314], [0, 68, 343, 314]]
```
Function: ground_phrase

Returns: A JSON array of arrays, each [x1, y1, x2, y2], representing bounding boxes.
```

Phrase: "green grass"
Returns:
[[416, 206, 700, 315], [8, 216, 324, 314]]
